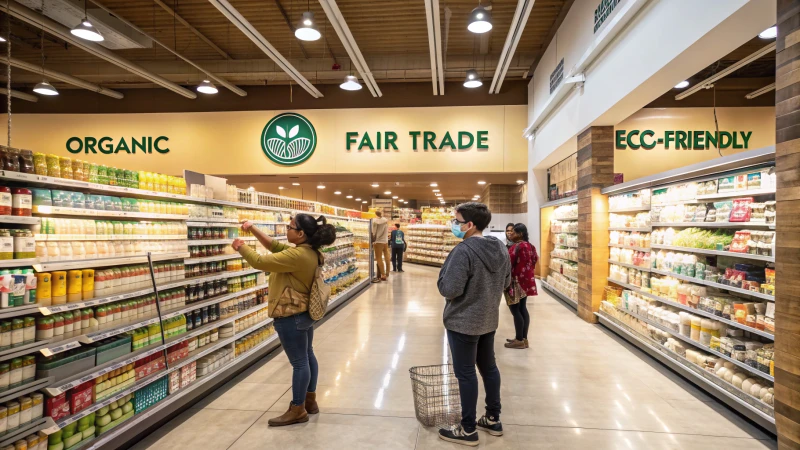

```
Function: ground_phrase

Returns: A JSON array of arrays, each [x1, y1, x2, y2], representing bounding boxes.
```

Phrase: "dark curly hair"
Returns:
[[513, 223, 529, 242], [294, 214, 337, 250]]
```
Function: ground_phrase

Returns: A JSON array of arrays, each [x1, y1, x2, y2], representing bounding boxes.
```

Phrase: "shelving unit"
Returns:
[[540, 199, 579, 304], [405, 224, 460, 267], [600, 156, 777, 431]]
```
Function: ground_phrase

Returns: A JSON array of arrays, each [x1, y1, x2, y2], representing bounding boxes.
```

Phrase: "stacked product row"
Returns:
[[405, 225, 460, 266]]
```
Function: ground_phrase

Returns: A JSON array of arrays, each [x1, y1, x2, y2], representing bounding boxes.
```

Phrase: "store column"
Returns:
[[576, 126, 614, 323], [775, 1, 800, 445]]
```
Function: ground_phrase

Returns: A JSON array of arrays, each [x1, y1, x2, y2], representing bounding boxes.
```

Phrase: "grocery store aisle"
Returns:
[[132, 264, 775, 450]]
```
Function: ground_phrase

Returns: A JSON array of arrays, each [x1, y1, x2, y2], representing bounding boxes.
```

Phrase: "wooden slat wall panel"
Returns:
[[576, 126, 613, 323], [776, 0, 800, 446]]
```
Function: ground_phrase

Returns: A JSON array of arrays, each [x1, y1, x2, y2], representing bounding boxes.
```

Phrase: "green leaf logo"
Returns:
[[261, 113, 317, 166]]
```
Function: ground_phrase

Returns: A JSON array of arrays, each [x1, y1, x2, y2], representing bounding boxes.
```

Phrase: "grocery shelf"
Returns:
[[0, 340, 56, 362], [40, 286, 159, 315], [540, 280, 577, 310], [696, 189, 775, 201], [33, 205, 188, 221], [650, 268, 775, 301], [186, 222, 237, 228], [39, 315, 162, 356], [596, 312, 776, 433], [0, 258, 37, 268], [187, 217, 238, 224], [188, 239, 232, 246], [540, 196, 578, 208], [0, 303, 43, 319], [35, 234, 187, 242], [45, 343, 166, 396], [233, 317, 274, 340], [0, 216, 40, 225], [608, 243, 650, 252], [652, 222, 775, 229], [602, 284, 773, 381], [0, 417, 49, 447], [184, 253, 242, 265], [650, 244, 775, 263], [608, 260, 651, 272], [0, 376, 53, 404], [160, 284, 268, 320], [162, 269, 261, 290], [608, 206, 651, 213], [33, 252, 190, 272], [608, 226, 652, 232]]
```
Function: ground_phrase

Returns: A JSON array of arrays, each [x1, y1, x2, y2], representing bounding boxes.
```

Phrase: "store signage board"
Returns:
[[594, 0, 622, 33], [550, 59, 564, 94], [66, 136, 170, 154], [261, 112, 317, 166], [345, 131, 489, 152], [615, 130, 753, 150]]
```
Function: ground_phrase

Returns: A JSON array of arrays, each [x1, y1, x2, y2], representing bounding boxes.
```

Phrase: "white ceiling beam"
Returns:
[[0, 88, 37, 102], [675, 42, 775, 101], [490, 0, 534, 94], [0, 56, 123, 99], [1, 0, 197, 99], [746, 82, 775, 99], [318, 0, 381, 97], [89, 0, 245, 97], [423, 0, 438, 95], [153, 0, 231, 60], [432, 0, 444, 95], [207, 0, 322, 98]]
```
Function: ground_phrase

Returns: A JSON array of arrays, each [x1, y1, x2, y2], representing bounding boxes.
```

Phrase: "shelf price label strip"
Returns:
[[160, 284, 268, 320], [650, 244, 775, 263], [32, 252, 190, 272]]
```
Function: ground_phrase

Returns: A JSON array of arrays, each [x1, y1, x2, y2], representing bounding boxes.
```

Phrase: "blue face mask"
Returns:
[[451, 222, 466, 239]]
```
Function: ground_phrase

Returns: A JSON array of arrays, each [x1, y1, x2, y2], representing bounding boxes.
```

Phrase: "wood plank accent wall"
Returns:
[[775, 1, 800, 446], [576, 126, 615, 323]]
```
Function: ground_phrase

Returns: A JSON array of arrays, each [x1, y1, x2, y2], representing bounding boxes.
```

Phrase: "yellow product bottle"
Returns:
[[138, 171, 147, 190], [82, 269, 94, 300], [67, 270, 82, 303], [158, 173, 168, 192], [34, 273, 51, 306], [51, 271, 67, 305], [145, 172, 155, 191]]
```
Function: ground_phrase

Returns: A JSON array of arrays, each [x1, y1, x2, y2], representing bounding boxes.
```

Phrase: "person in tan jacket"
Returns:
[[232, 213, 336, 427], [371, 209, 390, 282]]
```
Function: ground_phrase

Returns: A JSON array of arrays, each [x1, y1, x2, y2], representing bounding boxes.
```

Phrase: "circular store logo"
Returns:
[[261, 112, 317, 166]]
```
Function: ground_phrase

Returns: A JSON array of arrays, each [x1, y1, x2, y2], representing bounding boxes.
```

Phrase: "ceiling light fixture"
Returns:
[[317, 184, 325, 189], [33, 81, 58, 96], [403, 201, 408, 204], [362, 201, 367, 204], [371, 183, 379, 187], [516, 180, 525, 184], [432, 189, 440, 192], [197, 79, 218, 94], [71, 19, 104, 41], [384, 191, 392, 195], [295, 11, 321, 41], [435, 193, 441, 197], [0, 37, 5, 43], [292, 182, 301, 186], [346, 195, 353, 199], [340, 75, 363, 91], [430, 183, 438, 187], [278, 186, 286, 190], [464, 69, 483, 88], [467, 5, 492, 34], [392, 196, 398, 199], [674, 80, 689, 89], [759, 26, 777, 39], [334, 191, 342, 195], [478, 180, 487, 185], [355, 198, 362, 201]]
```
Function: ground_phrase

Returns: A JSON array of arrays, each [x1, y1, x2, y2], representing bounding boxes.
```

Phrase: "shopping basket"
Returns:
[[408, 364, 461, 427]]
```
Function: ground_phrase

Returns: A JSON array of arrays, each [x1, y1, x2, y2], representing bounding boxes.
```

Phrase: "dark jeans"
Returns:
[[391, 247, 404, 271], [447, 329, 501, 432], [508, 297, 530, 340], [273, 312, 318, 406]]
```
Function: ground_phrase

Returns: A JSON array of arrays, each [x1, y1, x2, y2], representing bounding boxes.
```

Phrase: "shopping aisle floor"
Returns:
[[133, 264, 776, 450]]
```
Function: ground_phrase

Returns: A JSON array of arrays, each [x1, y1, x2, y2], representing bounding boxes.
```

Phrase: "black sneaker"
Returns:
[[438, 425, 479, 446], [398, 269, 405, 272], [476, 415, 503, 436]]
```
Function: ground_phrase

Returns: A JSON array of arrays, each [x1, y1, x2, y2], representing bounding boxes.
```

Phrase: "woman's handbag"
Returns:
[[504, 278, 525, 306]]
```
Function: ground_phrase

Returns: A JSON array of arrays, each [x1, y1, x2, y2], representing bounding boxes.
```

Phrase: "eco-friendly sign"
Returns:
[[615, 130, 753, 150], [261, 112, 317, 166], [66, 136, 169, 154]]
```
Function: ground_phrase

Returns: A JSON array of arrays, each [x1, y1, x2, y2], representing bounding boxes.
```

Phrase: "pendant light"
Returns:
[[759, 26, 777, 39], [295, 11, 321, 41], [33, 23, 58, 96], [340, 75, 362, 91], [463, 69, 482, 88], [467, 4, 492, 34], [197, 79, 218, 94], [70, 0, 103, 42]]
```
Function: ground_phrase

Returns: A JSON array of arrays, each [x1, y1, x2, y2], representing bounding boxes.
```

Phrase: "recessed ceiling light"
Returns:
[[317, 185, 325, 189], [432, 189, 440, 192], [516, 180, 525, 184], [759, 26, 777, 39], [478, 181, 486, 185], [346, 195, 353, 199], [362, 200, 367, 204], [384, 191, 392, 195], [334, 191, 342, 195], [399, 199, 404, 202], [674, 80, 689, 89], [371, 183, 379, 187], [435, 193, 441, 197], [292, 182, 300, 186], [392, 196, 398, 199], [403, 201, 408, 204], [355, 198, 362, 201], [278, 186, 285, 190], [430, 183, 438, 187]]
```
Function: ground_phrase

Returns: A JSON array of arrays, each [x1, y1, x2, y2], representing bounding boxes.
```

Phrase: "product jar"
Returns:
[[0, 187, 11, 216], [10, 189, 31, 216]]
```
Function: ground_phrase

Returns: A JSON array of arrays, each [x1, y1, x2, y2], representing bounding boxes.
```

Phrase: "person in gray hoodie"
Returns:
[[437, 202, 511, 447]]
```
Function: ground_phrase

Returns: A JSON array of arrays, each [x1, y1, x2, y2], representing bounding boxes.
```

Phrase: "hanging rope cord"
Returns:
[[6, 0, 11, 147]]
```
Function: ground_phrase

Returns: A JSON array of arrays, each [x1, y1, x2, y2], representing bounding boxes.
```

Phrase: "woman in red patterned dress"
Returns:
[[504, 223, 538, 349]]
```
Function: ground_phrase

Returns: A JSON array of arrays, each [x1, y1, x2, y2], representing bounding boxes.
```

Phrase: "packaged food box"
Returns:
[[36, 347, 96, 382], [68, 381, 93, 415], [91, 335, 132, 366], [45, 392, 70, 421]]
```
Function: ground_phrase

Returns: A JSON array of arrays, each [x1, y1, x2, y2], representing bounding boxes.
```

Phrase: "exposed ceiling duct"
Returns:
[[15, 0, 151, 50], [675, 42, 775, 100], [0, 55, 123, 98], [489, 0, 533, 94], [1, 0, 197, 99], [207, 0, 323, 98], [318, 0, 381, 97]]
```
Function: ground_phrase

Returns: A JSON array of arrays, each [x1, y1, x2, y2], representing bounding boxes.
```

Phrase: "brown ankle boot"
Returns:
[[305, 392, 319, 414], [268, 402, 309, 427], [524, 338, 529, 348], [504, 339, 526, 349]]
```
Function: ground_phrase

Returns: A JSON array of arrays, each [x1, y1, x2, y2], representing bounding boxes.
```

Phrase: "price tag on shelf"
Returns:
[[40, 340, 81, 357]]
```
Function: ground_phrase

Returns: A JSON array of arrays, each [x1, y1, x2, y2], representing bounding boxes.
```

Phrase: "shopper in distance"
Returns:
[[504, 223, 538, 349], [231, 214, 337, 426], [371, 209, 391, 282], [505, 223, 515, 249], [390, 222, 407, 273], [437, 202, 511, 446]]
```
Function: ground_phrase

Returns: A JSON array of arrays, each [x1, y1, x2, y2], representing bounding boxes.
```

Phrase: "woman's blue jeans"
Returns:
[[273, 312, 319, 406]]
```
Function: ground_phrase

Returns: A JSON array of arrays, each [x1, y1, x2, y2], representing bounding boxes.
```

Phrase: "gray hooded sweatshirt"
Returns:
[[438, 235, 512, 336]]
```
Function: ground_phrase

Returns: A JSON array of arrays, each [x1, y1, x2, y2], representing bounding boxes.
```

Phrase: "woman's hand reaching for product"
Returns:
[[231, 238, 246, 251], [241, 220, 254, 231]]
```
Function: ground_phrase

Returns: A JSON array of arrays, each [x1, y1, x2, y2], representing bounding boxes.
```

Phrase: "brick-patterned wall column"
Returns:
[[775, 1, 800, 446], [576, 126, 614, 323]]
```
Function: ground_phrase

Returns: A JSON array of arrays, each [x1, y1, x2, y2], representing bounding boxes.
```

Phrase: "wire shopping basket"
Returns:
[[408, 364, 461, 427]]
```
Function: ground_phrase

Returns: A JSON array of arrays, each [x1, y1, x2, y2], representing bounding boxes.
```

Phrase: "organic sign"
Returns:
[[66, 136, 169, 154], [615, 130, 753, 150], [261, 112, 317, 166]]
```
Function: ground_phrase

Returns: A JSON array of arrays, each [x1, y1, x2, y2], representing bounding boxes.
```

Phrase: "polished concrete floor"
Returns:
[[133, 263, 777, 449]]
